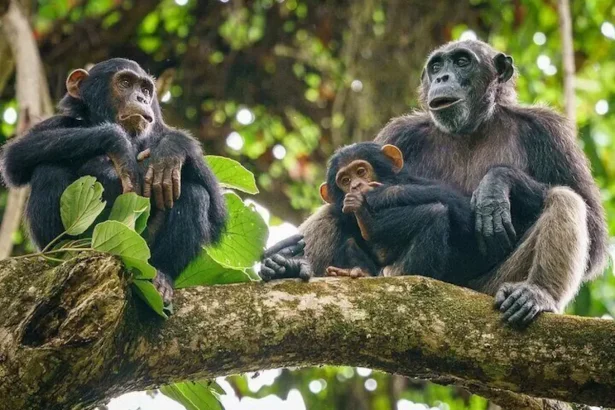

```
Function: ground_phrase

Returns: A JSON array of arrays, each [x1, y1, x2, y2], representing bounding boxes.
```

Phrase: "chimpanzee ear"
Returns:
[[381, 144, 404, 172], [66, 69, 89, 99], [319, 183, 333, 204], [493, 53, 514, 83]]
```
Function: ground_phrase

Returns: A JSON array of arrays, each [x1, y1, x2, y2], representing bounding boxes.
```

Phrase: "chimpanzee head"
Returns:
[[420, 39, 517, 135], [320, 142, 404, 209], [60, 58, 157, 136]]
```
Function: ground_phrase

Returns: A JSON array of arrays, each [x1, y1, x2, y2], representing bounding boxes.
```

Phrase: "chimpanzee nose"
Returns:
[[435, 74, 450, 83], [137, 94, 147, 104]]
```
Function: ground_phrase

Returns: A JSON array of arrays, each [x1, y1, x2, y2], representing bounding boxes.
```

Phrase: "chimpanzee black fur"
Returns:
[[1, 58, 227, 305]]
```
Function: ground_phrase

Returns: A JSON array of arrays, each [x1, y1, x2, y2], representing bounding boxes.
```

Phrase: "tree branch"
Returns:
[[1, 254, 614, 409]]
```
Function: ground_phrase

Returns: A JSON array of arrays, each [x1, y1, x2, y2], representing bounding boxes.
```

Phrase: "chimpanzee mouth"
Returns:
[[428, 97, 463, 111], [120, 113, 154, 123]]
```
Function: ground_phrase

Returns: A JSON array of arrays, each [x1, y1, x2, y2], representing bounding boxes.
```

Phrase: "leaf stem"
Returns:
[[40, 231, 68, 253]]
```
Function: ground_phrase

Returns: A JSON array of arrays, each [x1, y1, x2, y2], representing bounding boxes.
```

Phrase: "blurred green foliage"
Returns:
[[1, 0, 614, 408]]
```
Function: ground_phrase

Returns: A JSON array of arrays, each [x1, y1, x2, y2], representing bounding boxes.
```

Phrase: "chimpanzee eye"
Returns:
[[341, 177, 350, 186], [357, 167, 366, 177], [142, 87, 150, 98], [120, 79, 131, 88], [431, 62, 442, 73], [456, 56, 470, 67]]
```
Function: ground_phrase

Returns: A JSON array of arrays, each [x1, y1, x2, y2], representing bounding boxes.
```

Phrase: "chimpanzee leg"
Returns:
[[27, 165, 76, 249], [369, 204, 452, 280], [149, 182, 212, 287]]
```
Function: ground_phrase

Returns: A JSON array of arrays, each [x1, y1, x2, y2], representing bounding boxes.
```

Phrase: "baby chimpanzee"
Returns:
[[320, 142, 546, 285]]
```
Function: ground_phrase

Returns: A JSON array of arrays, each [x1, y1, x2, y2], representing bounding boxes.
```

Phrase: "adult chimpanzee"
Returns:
[[0, 58, 227, 306], [261, 40, 608, 326]]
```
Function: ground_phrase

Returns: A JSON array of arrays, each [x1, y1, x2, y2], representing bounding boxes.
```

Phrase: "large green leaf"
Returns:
[[160, 381, 223, 410], [92, 221, 155, 279], [206, 192, 268, 269], [60, 176, 106, 235], [205, 155, 259, 194], [108, 192, 151, 233], [132, 279, 166, 319], [175, 249, 253, 288]]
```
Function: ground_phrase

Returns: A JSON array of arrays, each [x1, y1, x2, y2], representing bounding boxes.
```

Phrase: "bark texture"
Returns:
[[1, 254, 614, 410]]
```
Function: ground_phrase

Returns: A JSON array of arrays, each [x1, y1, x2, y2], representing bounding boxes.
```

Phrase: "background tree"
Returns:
[[0, 0, 613, 409]]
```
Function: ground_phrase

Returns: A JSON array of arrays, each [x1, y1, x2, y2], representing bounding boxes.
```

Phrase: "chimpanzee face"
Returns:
[[65, 58, 157, 136]]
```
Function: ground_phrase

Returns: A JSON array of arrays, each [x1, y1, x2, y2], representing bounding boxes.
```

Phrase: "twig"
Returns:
[[557, 0, 576, 126]]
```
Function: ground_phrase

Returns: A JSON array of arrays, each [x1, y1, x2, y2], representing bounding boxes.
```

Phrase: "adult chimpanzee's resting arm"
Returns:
[[1, 116, 138, 191]]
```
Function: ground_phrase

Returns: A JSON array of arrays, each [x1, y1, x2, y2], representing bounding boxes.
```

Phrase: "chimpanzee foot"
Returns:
[[495, 281, 557, 327], [153, 271, 174, 315], [325, 266, 368, 279]]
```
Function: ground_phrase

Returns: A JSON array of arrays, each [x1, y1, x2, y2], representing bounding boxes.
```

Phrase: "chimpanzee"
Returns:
[[319, 142, 547, 295], [261, 40, 608, 326], [0, 58, 227, 306]]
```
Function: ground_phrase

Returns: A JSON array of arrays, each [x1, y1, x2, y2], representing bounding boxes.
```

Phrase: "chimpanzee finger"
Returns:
[[499, 287, 524, 312], [172, 167, 181, 200], [494, 284, 512, 307], [263, 234, 305, 258], [153, 167, 165, 210], [502, 208, 516, 244], [505, 301, 532, 325], [137, 148, 151, 162], [520, 306, 541, 326], [502, 294, 529, 322], [492, 213, 512, 254], [298, 261, 311, 281], [264, 257, 285, 275], [143, 165, 154, 198], [259, 265, 276, 281], [163, 167, 174, 209], [475, 212, 486, 255]]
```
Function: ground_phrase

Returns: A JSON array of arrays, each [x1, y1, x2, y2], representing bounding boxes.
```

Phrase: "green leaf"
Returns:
[[205, 155, 259, 194], [206, 192, 268, 269], [60, 176, 106, 235], [175, 249, 253, 288], [92, 221, 155, 279], [160, 381, 223, 410], [132, 279, 166, 318], [109, 192, 151, 233]]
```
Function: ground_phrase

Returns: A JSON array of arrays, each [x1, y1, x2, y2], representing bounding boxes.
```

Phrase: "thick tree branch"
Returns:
[[1, 255, 615, 409]]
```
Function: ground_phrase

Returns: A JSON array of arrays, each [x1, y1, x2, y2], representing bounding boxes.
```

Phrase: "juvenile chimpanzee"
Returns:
[[0, 58, 227, 305], [319, 142, 547, 296], [261, 40, 608, 326]]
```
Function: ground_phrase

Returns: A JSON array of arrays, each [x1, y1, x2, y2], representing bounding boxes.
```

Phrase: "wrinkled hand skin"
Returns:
[[471, 176, 516, 263], [342, 192, 365, 214], [153, 271, 174, 309], [140, 148, 183, 210], [495, 281, 557, 327], [325, 266, 368, 278], [108, 148, 140, 195], [259, 234, 310, 282]]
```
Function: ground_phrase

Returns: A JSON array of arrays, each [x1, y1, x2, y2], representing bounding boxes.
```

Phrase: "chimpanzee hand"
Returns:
[[139, 148, 183, 210], [343, 192, 366, 214], [495, 281, 557, 327], [471, 173, 516, 262], [259, 234, 310, 281], [153, 271, 174, 314], [325, 266, 368, 278], [106, 124, 140, 194]]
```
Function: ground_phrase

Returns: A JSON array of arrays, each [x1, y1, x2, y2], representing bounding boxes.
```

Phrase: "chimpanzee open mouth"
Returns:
[[428, 97, 463, 111]]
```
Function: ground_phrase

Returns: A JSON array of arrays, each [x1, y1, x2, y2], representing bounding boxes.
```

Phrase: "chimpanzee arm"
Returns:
[[1, 116, 137, 189], [144, 129, 227, 242]]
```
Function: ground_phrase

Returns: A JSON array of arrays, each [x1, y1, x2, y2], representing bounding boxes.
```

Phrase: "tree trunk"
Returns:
[[1, 254, 614, 409]]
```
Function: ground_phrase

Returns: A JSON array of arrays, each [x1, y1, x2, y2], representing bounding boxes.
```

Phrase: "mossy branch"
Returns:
[[0, 254, 614, 409]]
